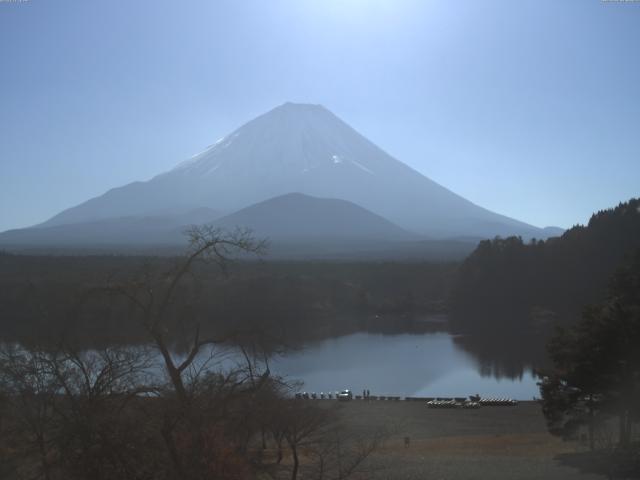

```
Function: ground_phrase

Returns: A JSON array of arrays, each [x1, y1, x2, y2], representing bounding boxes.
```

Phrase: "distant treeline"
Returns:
[[0, 253, 456, 348], [3, 198, 638, 367], [450, 198, 640, 337]]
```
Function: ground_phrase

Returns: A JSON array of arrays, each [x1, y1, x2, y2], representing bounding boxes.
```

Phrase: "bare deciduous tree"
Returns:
[[0, 227, 388, 480]]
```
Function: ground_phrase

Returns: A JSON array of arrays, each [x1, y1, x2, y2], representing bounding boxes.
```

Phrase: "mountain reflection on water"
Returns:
[[269, 332, 540, 400]]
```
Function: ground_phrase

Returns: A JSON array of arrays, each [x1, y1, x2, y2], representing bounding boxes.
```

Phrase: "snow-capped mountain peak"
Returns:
[[38, 102, 544, 239]]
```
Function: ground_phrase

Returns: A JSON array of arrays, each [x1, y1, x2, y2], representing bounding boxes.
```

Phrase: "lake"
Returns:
[[268, 332, 539, 400], [9, 331, 538, 400]]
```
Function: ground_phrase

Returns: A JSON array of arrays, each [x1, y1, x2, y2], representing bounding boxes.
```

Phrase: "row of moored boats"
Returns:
[[427, 397, 518, 408]]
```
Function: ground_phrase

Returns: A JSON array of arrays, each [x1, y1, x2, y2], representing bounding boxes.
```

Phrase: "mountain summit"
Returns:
[[213, 193, 415, 241], [39, 102, 543, 238]]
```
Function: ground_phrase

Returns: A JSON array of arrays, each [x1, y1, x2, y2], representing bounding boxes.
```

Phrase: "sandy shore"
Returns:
[[329, 400, 604, 480]]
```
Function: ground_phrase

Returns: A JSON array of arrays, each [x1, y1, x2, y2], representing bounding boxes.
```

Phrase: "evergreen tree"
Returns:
[[539, 249, 640, 452]]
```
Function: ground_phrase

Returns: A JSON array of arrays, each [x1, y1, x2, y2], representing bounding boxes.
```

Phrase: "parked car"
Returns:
[[337, 389, 353, 401]]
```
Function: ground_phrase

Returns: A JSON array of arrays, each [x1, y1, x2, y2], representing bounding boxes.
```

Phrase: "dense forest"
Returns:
[[0, 250, 455, 349], [450, 198, 640, 337]]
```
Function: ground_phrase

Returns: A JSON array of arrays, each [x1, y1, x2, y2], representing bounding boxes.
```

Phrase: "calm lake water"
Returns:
[[14, 332, 537, 400], [268, 332, 539, 400]]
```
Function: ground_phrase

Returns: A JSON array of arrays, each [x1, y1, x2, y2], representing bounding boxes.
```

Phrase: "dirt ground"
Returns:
[[330, 400, 605, 480]]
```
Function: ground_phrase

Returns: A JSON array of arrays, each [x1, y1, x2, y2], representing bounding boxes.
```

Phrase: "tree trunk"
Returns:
[[156, 336, 188, 403], [588, 399, 595, 451], [618, 410, 630, 447], [161, 417, 186, 480], [37, 432, 52, 480], [291, 445, 299, 480]]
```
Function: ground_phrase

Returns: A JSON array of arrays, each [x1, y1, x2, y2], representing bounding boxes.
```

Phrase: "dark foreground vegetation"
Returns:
[[538, 250, 640, 478], [0, 227, 389, 480], [0, 343, 389, 480]]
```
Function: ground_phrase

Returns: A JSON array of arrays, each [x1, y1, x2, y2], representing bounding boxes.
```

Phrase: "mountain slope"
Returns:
[[212, 193, 415, 241], [38, 103, 548, 238], [0, 193, 485, 260], [0, 208, 221, 247]]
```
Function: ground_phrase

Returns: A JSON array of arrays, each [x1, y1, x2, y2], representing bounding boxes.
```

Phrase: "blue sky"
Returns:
[[0, 0, 638, 231]]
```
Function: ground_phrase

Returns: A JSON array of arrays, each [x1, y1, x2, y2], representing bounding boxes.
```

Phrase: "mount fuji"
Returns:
[[1, 103, 561, 253]]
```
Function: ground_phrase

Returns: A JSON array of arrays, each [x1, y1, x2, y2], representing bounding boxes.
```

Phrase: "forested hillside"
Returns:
[[0, 253, 454, 348], [450, 198, 640, 335]]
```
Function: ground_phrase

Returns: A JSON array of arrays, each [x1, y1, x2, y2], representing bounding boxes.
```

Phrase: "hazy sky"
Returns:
[[1, 0, 639, 231]]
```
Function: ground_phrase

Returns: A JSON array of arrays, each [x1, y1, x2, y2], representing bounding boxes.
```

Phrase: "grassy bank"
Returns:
[[325, 400, 603, 479]]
